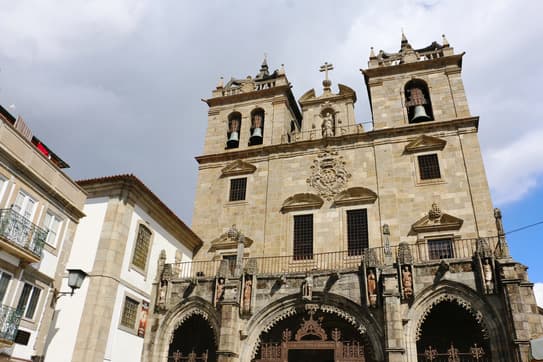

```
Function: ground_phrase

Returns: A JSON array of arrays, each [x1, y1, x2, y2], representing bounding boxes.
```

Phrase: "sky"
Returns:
[[0, 1, 542, 288]]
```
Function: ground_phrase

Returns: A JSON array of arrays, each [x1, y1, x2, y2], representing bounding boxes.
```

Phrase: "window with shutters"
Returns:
[[131, 224, 152, 272], [293, 214, 313, 260], [16, 283, 41, 320], [347, 209, 369, 256]]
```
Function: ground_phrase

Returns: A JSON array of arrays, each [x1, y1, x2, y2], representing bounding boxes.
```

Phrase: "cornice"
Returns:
[[195, 116, 479, 165], [361, 53, 464, 79]]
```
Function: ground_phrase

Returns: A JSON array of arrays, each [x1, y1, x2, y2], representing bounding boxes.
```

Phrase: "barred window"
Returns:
[[293, 214, 313, 260], [428, 238, 454, 260], [418, 154, 441, 180], [229, 178, 247, 202], [120, 297, 139, 328], [347, 209, 369, 256], [131, 224, 152, 270]]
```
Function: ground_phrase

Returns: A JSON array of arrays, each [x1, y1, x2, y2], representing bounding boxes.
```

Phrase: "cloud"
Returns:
[[534, 283, 543, 308]]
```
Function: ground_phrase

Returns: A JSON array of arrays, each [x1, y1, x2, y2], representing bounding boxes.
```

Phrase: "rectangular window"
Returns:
[[131, 224, 152, 271], [43, 211, 62, 247], [12, 191, 36, 220], [229, 178, 247, 202], [347, 209, 369, 256], [120, 296, 139, 329], [418, 154, 441, 180], [428, 238, 454, 260], [293, 214, 313, 260], [16, 283, 41, 319], [14, 330, 31, 345], [0, 272, 12, 303]]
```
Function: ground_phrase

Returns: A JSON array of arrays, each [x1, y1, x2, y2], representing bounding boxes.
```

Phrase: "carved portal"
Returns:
[[306, 150, 351, 200], [255, 308, 366, 362]]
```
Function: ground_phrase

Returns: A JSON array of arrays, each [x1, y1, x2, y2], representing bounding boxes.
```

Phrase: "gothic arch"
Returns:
[[404, 280, 512, 362], [152, 297, 220, 362], [240, 292, 384, 361]]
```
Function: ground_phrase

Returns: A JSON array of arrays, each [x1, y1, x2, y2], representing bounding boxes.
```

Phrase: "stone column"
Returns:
[[382, 267, 406, 362], [500, 261, 543, 362], [217, 280, 241, 362]]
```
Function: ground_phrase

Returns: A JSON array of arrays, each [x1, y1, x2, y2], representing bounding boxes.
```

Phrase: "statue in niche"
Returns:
[[242, 278, 252, 314], [214, 277, 225, 306], [302, 274, 314, 301], [321, 112, 334, 137], [367, 270, 377, 307], [402, 266, 413, 298], [483, 259, 493, 294]]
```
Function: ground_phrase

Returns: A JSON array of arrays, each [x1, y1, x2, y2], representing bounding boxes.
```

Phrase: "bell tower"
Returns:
[[362, 33, 471, 129]]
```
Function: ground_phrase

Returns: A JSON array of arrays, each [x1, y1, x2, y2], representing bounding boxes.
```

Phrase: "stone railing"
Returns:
[[0, 209, 47, 257], [0, 305, 23, 343], [168, 236, 502, 280], [281, 124, 365, 144]]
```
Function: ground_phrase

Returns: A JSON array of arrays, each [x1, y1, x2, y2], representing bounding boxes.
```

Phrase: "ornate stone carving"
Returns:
[[294, 309, 327, 341], [306, 150, 351, 200], [302, 274, 314, 301], [363, 248, 379, 268], [411, 203, 463, 233], [366, 270, 377, 307], [404, 135, 446, 153], [220, 159, 257, 177], [402, 266, 413, 298], [398, 242, 414, 265], [281, 193, 324, 213], [333, 187, 377, 206]]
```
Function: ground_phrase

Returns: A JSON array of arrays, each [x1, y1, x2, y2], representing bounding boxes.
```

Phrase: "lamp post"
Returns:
[[54, 269, 87, 300]]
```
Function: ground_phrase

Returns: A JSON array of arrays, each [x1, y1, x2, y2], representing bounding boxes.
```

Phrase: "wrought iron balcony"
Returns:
[[0, 305, 23, 345], [0, 209, 47, 262], [167, 236, 503, 280]]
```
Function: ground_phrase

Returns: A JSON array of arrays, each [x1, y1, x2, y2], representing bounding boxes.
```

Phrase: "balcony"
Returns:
[[281, 124, 365, 144], [169, 236, 502, 280], [0, 209, 47, 263], [0, 305, 23, 346]]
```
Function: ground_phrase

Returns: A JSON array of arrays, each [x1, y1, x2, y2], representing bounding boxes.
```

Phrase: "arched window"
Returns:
[[226, 112, 241, 149], [249, 108, 264, 146], [320, 108, 335, 137], [405, 79, 434, 123]]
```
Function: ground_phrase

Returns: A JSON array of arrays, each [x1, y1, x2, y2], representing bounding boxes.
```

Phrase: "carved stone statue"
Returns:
[[321, 112, 334, 137], [243, 278, 252, 313], [367, 270, 377, 307], [402, 266, 413, 298], [215, 277, 225, 306], [302, 274, 314, 301], [483, 259, 493, 294]]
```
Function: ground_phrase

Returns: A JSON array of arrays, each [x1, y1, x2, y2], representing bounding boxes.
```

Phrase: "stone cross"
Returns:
[[319, 62, 334, 81]]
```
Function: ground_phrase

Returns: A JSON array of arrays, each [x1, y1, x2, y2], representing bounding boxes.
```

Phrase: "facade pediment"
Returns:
[[281, 193, 324, 213], [221, 160, 257, 177], [333, 187, 377, 206], [208, 232, 254, 252], [404, 135, 446, 153], [411, 203, 463, 233]]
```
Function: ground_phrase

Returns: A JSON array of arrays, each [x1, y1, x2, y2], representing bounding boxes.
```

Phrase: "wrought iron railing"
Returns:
[[0, 209, 47, 257], [281, 124, 366, 144], [168, 237, 501, 280], [0, 305, 23, 343]]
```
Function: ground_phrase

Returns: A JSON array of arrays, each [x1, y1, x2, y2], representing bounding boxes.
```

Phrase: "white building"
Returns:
[[0, 106, 86, 361], [44, 174, 202, 362]]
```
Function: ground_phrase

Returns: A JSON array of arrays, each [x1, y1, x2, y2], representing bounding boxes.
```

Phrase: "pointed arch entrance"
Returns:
[[168, 313, 216, 361]]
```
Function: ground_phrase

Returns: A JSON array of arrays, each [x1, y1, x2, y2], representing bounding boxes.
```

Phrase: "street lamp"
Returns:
[[54, 269, 88, 300]]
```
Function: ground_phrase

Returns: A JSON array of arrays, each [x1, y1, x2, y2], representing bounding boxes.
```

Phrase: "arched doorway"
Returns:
[[168, 314, 217, 362], [416, 300, 490, 361], [253, 307, 370, 362]]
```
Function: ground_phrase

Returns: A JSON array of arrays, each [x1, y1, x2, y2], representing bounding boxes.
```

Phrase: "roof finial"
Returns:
[[278, 63, 285, 75], [401, 29, 412, 50], [256, 53, 270, 79], [370, 47, 376, 58], [401, 28, 407, 42], [319, 61, 334, 93], [216, 76, 224, 89], [442, 34, 449, 47]]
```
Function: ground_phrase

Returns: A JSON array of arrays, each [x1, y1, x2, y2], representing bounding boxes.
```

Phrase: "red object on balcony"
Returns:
[[36, 142, 49, 157]]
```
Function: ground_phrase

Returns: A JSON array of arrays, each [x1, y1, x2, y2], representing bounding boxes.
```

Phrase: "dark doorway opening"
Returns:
[[288, 349, 334, 361], [417, 301, 490, 361], [168, 314, 216, 362]]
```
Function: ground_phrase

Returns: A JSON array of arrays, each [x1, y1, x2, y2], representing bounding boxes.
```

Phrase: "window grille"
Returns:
[[418, 154, 441, 180], [347, 209, 369, 256], [428, 238, 454, 260], [293, 214, 313, 260], [121, 297, 139, 328], [229, 178, 247, 202], [132, 224, 152, 270]]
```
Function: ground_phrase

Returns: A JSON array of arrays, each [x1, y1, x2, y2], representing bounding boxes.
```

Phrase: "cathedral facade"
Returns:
[[142, 35, 543, 362]]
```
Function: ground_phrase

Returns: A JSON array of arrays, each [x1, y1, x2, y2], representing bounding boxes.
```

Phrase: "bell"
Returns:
[[411, 105, 431, 122], [250, 127, 263, 145], [227, 131, 239, 148]]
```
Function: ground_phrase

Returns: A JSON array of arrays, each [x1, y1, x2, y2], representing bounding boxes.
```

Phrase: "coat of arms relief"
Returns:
[[306, 150, 351, 200]]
